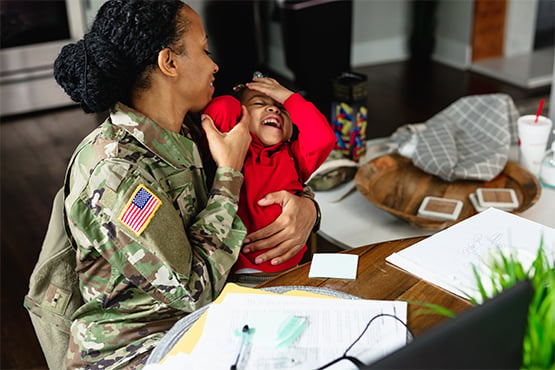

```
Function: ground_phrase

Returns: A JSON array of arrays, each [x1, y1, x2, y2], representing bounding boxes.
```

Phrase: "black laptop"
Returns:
[[365, 279, 533, 369]]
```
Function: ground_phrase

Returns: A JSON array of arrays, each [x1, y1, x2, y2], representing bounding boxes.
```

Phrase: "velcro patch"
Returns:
[[43, 283, 72, 316], [119, 184, 162, 236]]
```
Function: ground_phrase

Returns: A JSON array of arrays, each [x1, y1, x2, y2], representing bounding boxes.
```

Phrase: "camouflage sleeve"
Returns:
[[187, 166, 246, 294], [67, 159, 246, 313]]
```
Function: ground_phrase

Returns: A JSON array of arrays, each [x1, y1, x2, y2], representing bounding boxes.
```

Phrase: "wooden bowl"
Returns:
[[354, 153, 542, 230]]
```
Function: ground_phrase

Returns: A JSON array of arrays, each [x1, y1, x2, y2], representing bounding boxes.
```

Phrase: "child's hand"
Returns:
[[245, 77, 294, 104]]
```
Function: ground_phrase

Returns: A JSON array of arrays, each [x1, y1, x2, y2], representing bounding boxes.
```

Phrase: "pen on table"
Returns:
[[230, 324, 250, 370]]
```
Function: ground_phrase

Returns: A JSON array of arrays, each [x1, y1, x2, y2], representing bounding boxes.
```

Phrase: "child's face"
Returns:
[[241, 89, 293, 146]]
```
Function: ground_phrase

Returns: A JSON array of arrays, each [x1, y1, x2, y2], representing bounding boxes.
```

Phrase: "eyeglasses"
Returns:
[[316, 313, 414, 370]]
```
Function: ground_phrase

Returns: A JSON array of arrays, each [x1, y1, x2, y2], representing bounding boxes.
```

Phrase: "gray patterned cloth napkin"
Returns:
[[391, 94, 519, 182]]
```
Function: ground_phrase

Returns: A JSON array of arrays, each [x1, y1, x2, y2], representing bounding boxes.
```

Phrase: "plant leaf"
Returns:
[[407, 300, 456, 318]]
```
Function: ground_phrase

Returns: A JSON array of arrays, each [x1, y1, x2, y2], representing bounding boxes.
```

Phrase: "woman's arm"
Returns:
[[67, 160, 246, 313], [67, 111, 252, 313]]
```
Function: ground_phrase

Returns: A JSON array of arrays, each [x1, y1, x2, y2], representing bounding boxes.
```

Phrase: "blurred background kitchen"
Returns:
[[1, 0, 553, 368]]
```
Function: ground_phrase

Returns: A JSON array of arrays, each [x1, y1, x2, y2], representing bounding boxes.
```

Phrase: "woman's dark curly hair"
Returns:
[[54, 0, 189, 113]]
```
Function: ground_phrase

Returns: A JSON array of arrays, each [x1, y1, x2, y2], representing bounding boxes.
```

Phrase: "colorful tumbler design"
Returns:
[[332, 102, 367, 161], [331, 72, 368, 161]]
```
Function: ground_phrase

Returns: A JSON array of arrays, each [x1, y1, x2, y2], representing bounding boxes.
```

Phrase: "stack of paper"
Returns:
[[148, 284, 408, 370], [386, 208, 555, 302]]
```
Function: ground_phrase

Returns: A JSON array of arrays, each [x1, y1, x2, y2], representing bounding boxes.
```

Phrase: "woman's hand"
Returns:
[[242, 191, 317, 266], [201, 106, 251, 171]]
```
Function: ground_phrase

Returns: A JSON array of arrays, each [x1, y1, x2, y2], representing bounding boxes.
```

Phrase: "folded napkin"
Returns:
[[392, 94, 519, 182]]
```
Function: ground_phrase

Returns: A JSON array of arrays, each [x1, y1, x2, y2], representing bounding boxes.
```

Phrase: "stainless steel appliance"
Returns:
[[1, 0, 87, 116]]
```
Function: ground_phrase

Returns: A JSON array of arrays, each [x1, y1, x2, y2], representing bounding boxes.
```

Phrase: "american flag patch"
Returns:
[[119, 184, 162, 236]]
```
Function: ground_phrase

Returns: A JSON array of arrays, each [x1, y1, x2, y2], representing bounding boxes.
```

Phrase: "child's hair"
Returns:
[[231, 70, 266, 102], [232, 83, 249, 102]]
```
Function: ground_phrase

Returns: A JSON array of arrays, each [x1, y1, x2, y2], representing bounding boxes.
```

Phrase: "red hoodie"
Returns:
[[204, 93, 336, 272]]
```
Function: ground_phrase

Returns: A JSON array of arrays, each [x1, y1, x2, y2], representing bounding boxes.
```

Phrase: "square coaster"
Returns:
[[417, 196, 463, 221], [476, 188, 518, 210], [469, 193, 488, 212]]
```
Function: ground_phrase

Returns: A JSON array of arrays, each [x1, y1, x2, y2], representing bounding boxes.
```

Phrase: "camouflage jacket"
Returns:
[[64, 103, 246, 369]]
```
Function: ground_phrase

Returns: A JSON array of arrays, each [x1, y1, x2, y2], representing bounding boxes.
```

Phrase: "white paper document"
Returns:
[[173, 293, 407, 370], [309, 253, 359, 279], [386, 208, 555, 301]]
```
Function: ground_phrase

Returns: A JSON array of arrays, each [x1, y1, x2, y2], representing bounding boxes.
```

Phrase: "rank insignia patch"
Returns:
[[119, 184, 162, 236]]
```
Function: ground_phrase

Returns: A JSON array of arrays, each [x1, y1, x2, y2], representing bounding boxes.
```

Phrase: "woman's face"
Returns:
[[175, 8, 219, 113]]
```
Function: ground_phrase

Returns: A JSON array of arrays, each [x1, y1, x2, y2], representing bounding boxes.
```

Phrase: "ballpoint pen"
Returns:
[[230, 325, 250, 370]]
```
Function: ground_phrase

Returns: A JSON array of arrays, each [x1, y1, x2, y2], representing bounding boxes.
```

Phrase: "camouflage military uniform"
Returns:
[[64, 103, 246, 369]]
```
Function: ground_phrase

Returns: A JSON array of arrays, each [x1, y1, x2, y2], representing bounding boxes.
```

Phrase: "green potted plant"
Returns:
[[468, 238, 554, 369]]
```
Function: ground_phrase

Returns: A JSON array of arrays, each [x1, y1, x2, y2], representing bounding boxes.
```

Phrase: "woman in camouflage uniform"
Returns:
[[53, 1, 318, 368]]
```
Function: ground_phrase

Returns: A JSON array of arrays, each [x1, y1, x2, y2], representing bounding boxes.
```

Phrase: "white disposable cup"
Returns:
[[517, 115, 553, 176]]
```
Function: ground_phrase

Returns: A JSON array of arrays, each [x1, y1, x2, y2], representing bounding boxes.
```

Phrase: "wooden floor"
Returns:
[[0, 60, 550, 369]]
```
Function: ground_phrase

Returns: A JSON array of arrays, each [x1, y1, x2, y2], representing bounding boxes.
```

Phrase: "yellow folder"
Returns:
[[161, 283, 335, 363]]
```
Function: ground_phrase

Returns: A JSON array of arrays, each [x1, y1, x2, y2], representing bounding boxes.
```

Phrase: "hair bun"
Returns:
[[54, 36, 130, 113], [54, 41, 90, 110], [54, 0, 185, 113]]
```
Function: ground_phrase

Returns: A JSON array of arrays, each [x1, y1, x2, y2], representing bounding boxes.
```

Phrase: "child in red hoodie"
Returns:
[[203, 76, 336, 273]]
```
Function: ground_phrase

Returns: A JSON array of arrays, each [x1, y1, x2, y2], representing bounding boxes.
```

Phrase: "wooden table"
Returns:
[[257, 236, 473, 336]]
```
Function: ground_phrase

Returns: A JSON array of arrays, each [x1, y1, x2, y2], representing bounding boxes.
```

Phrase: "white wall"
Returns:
[[550, 51, 555, 124], [351, 0, 410, 67], [432, 0, 474, 69], [82, 0, 107, 28], [504, 0, 538, 57]]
